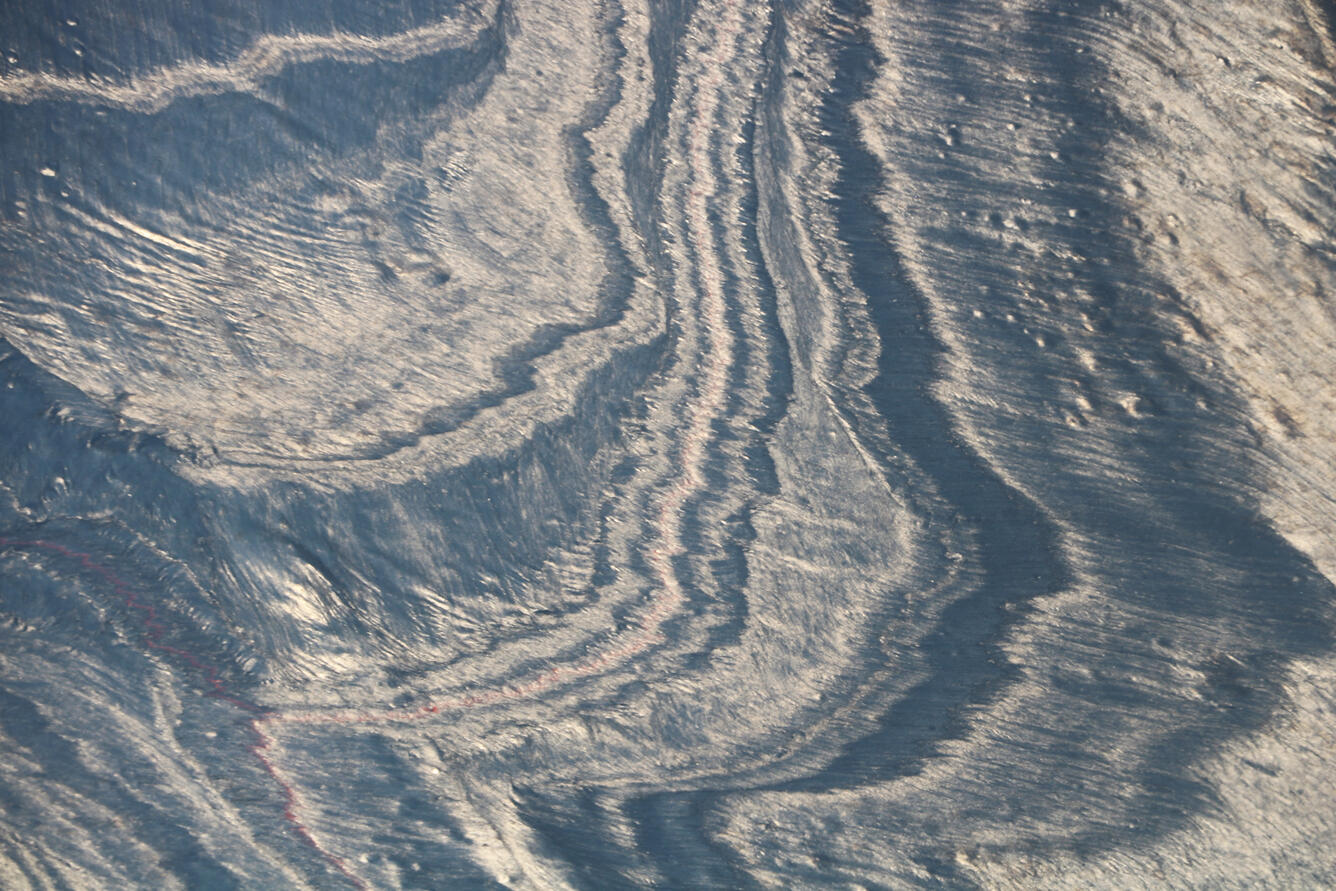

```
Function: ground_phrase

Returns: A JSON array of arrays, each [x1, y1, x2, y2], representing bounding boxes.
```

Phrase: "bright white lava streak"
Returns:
[[0, 8, 498, 112], [642, 0, 742, 651], [266, 0, 748, 730], [251, 0, 748, 879]]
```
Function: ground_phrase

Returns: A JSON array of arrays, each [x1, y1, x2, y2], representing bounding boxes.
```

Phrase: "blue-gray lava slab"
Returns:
[[2, 0, 1335, 887]]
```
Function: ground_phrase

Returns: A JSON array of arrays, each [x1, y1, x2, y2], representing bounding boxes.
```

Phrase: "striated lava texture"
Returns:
[[2, 0, 1335, 887]]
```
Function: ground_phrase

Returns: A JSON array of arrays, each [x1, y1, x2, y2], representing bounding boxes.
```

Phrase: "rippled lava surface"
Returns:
[[2, 0, 1336, 887]]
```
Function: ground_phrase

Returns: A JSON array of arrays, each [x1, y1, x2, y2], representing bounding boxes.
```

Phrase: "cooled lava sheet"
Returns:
[[1, 0, 1335, 887]]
